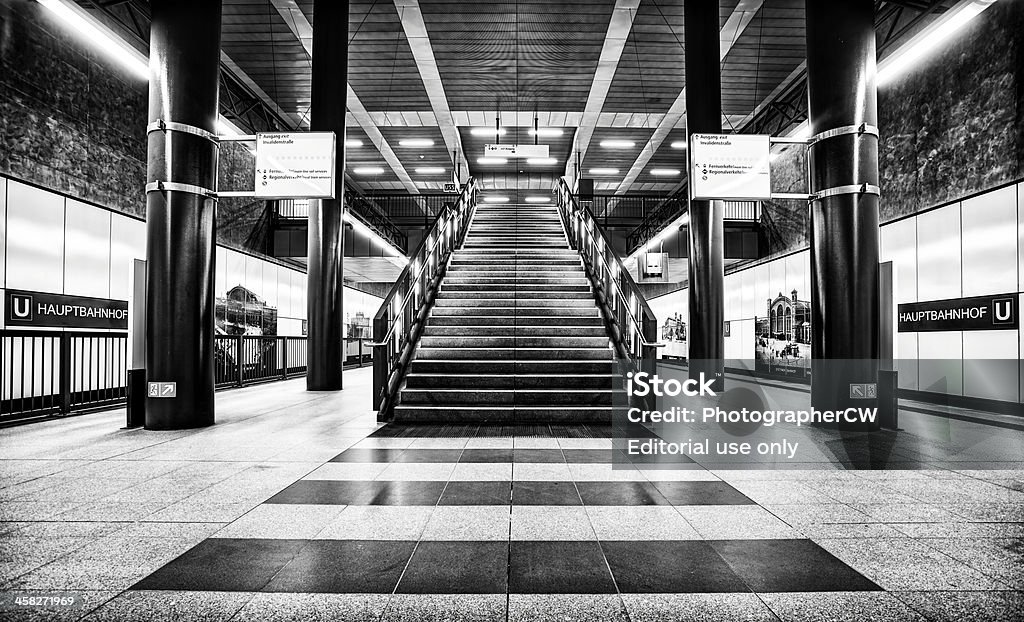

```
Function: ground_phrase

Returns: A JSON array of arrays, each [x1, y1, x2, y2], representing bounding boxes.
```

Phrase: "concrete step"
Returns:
[[435, 290, 593, 299], [404, 373, 616, 389], [425, 316, 605, 327], [433, 298, 594, 307], [408, 359, 616, 374], [441, 281, 588, 290], [442, 279, 590, 286], [413, 347, 612, 360], [430, 306, 598, 317], [392, 405, 613, 424], [399, 388, 614, 406], [418, 335, 610, 348], [421, 326, 608, 337]]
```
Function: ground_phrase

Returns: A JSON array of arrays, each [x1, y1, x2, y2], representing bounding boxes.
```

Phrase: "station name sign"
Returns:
[[897, 294, 1018, 332], [5, 289, 128, 330], [484, 144, 549, 159], [689, 133, 771, 201]]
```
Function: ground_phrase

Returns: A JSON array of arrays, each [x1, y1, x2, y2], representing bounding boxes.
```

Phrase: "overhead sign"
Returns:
[[689, 133, 771, 201], [255, 132, 336, 199], [898, 294, 1018, 332], [442, 182, 459, 193], [5, 290, 128, 330], [484, 144, 549, 159]]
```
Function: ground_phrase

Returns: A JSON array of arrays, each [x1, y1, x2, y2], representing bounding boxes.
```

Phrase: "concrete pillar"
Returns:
[[143, 0, 222, 429], [306, 0, 348, 391], [805, 0, 881, 429], [684, 0, 725, 391]]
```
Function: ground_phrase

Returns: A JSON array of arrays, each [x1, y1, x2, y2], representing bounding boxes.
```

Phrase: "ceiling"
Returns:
[[77, 0, 956, 196]]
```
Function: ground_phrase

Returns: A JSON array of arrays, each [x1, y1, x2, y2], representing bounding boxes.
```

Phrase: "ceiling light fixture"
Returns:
[[399, 139, 435, 147], [650, 169, 680, 176], [528, 128, 564, 137], [415, 167, 445, 175], [37, 0, 149, 80], [353, 166, 385, 175], [670, 141, 687, 149], [470, 128, 507, 136], [600, 140, 635, 149], [483, 196, 509, 203], [526, 157, 557, 165], [478, 157, 507, 165], [525, 196, 551, 203], [588, 168, 619, 175], [345, 139, 364, 148]]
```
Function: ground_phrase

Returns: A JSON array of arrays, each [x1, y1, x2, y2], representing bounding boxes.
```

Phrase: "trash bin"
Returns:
[[877, 369, 898, 430], [126, 368, 146, 428]]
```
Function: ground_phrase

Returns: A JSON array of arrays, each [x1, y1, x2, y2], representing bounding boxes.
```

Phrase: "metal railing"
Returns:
[[579, 194, 681, 228], [556, 179, 661, 378], [276, 184, 410, 254], [213, 335, 309, 388], [1, 330, 128, 422], [625, 191, 762, 255], [361, 193, 455, 224], [371, 179, 478, 419]]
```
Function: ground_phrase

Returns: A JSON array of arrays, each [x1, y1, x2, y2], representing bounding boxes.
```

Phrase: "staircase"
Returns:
[[391, 201, 616, 423]]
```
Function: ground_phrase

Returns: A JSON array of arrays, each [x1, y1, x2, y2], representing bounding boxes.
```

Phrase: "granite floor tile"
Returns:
[[601, 541, 748, 593], [620, 593, 779, 622], [382, 594, 506, 622], [509, 541, 616, 594], [263, 540, 417, 594], [229, 593, 391, 622], [510, 506, 596, 540], [507, 594, 629, 621], [759, 591, 926, 622], [420, 506, 510, 540], [396, 541, 508, 593]]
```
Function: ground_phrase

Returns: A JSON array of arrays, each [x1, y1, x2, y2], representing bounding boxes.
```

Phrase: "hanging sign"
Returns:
[[254, 132, 336, 199], [898, 294, 1018, 332], [5, 289, 128, 330], [689, 133, 771, 201], [442, 182, 459, 193], [484, 144, 549, 159]]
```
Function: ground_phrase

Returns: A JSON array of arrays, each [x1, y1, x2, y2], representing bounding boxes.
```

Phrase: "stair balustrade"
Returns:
[[370, 179, 478, 419]]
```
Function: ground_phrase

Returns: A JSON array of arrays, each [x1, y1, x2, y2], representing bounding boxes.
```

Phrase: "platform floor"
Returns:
[[1, 367, 1022, 621]]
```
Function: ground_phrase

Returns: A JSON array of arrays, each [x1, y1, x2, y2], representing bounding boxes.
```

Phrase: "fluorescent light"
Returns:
[[470, 128, 507, 136], [878, 0, 998, 86], [525, 196, 551, 203], [38, 0, 149, 80], [343, 210, 406, 261], [670, 141, 687, 149], [588, 168, 619, 175], [483, 196, 509, 203], [399, 138, 435, 147], [345, 139, 364, 148], [477, 157, 507, 165], [528, 128, 564, 137], [526, 157, 557, 165], [600, 140, 635, 149], [353, 166, 385, 175], [415, 167, 445, 175], [650, 169, 680, 176]]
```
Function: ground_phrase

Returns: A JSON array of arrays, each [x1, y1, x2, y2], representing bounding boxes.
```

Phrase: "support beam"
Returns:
[[561, 0, 640, 187], [306, 0, 348, 391], [615, 0, 762, 194], [143, 0, 221, 429], [394, 0, 470, 184], [805, 0, 881, 429], [684, 0, 725, 392]]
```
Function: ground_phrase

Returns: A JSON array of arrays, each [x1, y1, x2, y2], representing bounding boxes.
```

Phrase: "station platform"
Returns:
[[1, 368, 1022, 621]]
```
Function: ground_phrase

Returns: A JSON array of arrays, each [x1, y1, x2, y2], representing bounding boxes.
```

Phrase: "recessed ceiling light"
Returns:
[[525, 196, 551, 203], [600, 140, 635, 149], [415, 167, 445, 174], [353, 166, 385, 175], [483, 196, 509, 203], [528, 128, 564, 137], [588, 168, 619, 175], [345, 139, 363, 148], [478, 157, 507, 165], [670, 141, 687, 149], [526, 157, 557, 165], [399, 139, 434, 147], [470, 128, 507, 136], [650, 169, 680, 176]]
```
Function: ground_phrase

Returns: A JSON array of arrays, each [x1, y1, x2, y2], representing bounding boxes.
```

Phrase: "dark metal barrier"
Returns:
[[1, 330, 128, 422], [213, 335, 309, 388]]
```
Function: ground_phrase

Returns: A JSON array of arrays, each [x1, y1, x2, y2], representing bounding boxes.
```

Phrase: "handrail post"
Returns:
[[372, 317, 387, 413], [235, 335, 244, 387], [58, 332, 71, 415], [281, 337, 288, 379]]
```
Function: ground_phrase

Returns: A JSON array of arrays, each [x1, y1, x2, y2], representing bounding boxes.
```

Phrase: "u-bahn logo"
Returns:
[[9, 294, 33, 321]]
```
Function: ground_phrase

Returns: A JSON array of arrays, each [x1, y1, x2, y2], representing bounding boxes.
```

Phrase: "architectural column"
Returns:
[[143, 0, 222, 429], [306, 0, 348, 390], [805, 0, 881, 429], [684, 0, 725, 391]]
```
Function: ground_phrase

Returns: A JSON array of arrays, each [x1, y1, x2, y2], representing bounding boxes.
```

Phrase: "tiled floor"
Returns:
[[1, 367, 1023, 621]]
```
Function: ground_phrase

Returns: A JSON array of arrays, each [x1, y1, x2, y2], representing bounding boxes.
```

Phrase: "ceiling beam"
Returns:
[[614, 0, 764, 194], [561, 0, 641, 185], [270, 0, 419, 193], [393, 0, 471, 184]]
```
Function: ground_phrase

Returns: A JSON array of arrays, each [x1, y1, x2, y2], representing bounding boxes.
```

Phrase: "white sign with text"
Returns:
[[255, 132, 336, 199], [484, 144, 549, 158], [689, 133, 771, 201]]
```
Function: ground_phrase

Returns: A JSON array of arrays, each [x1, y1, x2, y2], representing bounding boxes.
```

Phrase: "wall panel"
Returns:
[[916, 204, 962, 301], [63, 200, 111, 299], [961, 185, 1017, 297], [6, 181, 65, 294]]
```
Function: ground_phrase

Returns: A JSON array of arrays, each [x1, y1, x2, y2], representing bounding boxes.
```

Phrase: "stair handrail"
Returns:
[[369, 178, 478, 419], [555, 178, 662, 372]]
